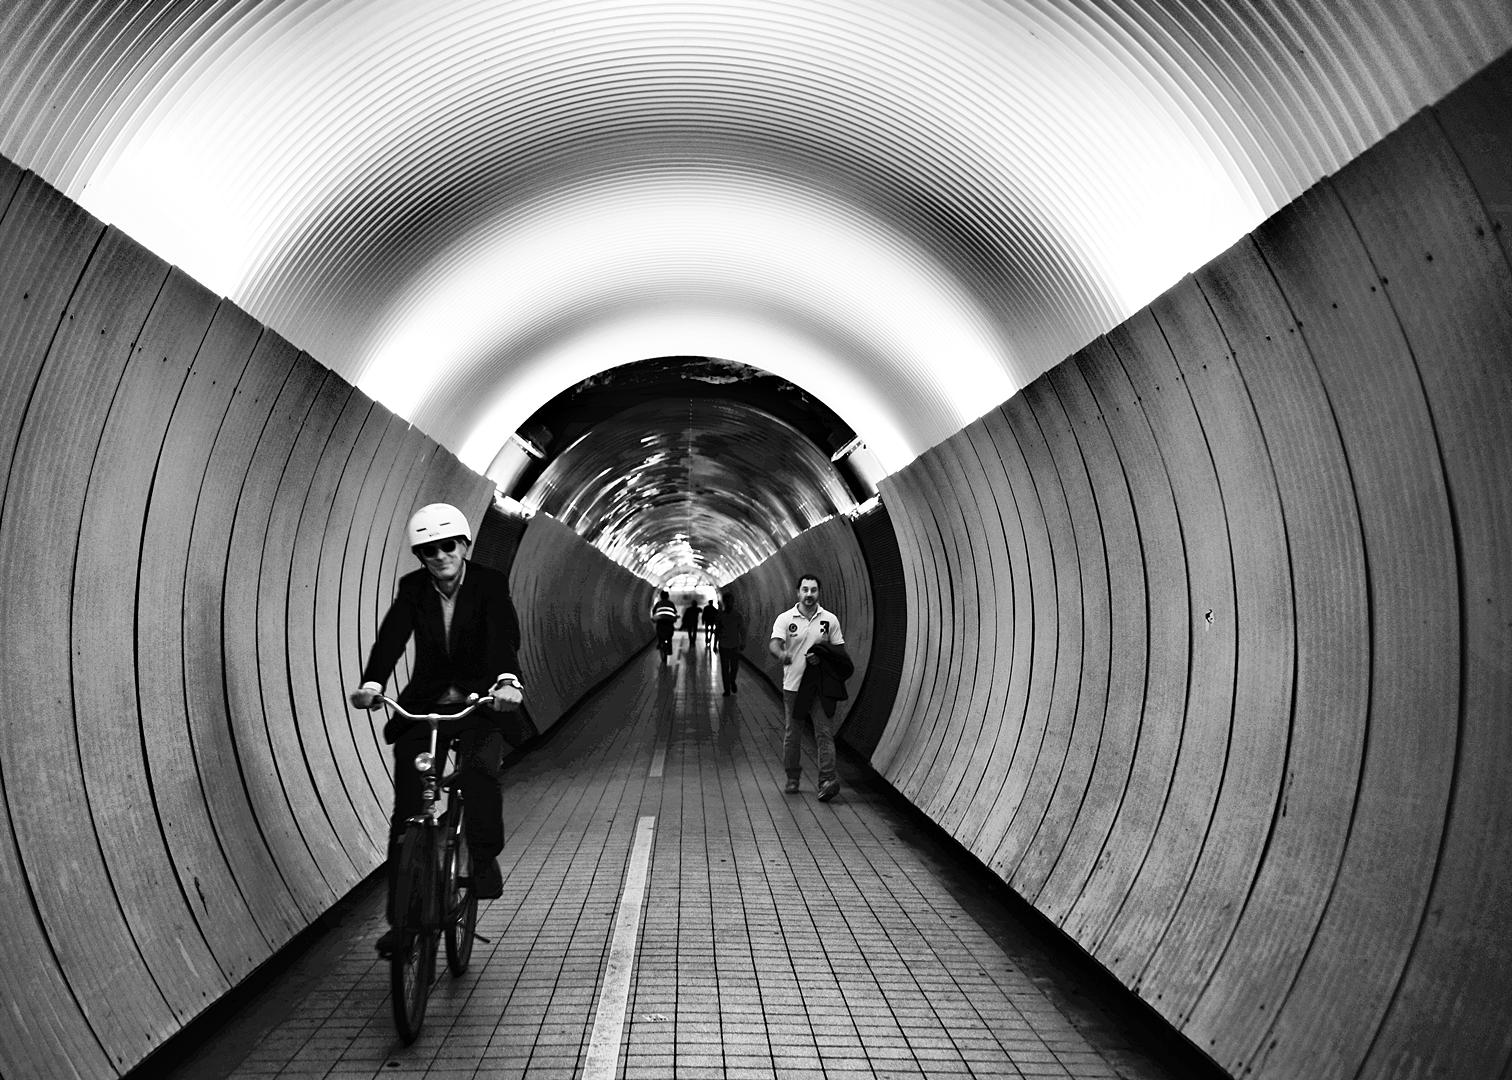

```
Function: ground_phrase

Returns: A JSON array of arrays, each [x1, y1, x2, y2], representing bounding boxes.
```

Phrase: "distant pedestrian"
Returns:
[[680, 601, 702, 648], [651, 590, 678, 663], [768, 573, 850, 801], [716, 599, 746, 694], [701, 601, 721, 650]]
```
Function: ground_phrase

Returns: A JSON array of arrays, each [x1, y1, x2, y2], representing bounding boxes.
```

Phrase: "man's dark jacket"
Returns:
[[794, 641, 854, 720], [361, 561, 521, 742]]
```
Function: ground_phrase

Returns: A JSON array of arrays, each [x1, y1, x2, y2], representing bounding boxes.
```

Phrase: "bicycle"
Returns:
[[373, 693, 488, 1044]]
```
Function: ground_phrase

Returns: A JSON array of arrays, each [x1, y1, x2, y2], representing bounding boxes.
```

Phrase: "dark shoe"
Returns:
[[784, 776, 801, 794], [473, 856, 502, 899], [376, 928, 397, 957], [722, 690, 731, 696], [817, 780, 841, 802]]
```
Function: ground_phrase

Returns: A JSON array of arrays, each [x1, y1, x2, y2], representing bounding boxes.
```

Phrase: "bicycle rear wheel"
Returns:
[[443, 799, 478, 974], [390, 824, 436, 1044]]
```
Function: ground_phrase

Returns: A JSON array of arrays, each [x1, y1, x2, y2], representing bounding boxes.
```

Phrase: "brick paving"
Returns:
[[209, 638, 1190, 1080]]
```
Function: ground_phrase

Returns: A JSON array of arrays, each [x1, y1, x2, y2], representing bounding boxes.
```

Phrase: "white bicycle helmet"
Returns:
[[407, 503, 472, 547]]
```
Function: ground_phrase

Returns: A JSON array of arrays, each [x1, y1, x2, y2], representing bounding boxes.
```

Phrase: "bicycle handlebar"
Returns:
[[372, 694, 487, 722]]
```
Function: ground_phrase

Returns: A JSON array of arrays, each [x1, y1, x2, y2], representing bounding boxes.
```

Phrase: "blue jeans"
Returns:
[[783, 689, 836, 784]]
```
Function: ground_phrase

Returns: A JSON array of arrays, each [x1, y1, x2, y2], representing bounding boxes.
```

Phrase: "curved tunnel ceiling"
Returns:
[[2, 1, 1508, 479], [523, 396, 855, 584]]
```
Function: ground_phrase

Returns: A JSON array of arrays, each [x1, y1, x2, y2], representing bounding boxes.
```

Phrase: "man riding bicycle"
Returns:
[[349, 503, 523, 955]]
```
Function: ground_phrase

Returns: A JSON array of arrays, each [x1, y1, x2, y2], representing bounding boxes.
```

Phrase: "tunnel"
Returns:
[[0, 3, 1509, 1078]]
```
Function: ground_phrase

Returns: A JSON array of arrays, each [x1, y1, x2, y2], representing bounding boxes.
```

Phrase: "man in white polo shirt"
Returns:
[[768, 572, 846, 801]]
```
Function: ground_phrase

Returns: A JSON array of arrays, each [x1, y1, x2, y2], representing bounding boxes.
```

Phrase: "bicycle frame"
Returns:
[[379, 695, 491, 945], [372, 693, 488, 1044], [375, 694, 484, 817]]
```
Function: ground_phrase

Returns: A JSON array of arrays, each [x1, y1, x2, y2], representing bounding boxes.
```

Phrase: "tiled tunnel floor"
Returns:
[[166, 638, 1216, 1080]]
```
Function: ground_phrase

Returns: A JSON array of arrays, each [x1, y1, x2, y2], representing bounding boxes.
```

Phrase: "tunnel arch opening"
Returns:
[[497, 355, 876, 583]]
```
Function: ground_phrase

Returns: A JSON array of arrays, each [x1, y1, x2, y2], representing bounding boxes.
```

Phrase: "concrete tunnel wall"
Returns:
[[508, 512, 654, 735], [0, 152, 651, 1080], [868, 58, 1512, 1080], [0, 48, 1508, 1080]]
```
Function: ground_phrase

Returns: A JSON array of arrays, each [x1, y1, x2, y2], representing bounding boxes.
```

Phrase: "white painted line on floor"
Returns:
[[583, 815, 657, 1080], [648, 740, 666, 778]]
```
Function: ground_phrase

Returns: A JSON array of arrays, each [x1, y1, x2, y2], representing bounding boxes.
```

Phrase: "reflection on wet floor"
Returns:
[[164, 637, 1216, 1080]]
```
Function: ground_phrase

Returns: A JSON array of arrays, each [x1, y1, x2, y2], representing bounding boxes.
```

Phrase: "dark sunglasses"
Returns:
[[415, 537, 462, 558]]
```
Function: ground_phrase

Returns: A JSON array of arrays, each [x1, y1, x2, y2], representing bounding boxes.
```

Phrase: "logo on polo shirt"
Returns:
[[787, 623, 797, 634]]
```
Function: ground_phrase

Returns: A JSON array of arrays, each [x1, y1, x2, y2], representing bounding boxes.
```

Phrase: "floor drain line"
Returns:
[[583, 815, 657, 1080]]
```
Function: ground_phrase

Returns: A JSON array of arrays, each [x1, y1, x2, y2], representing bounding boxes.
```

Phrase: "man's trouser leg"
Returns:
[[450, 715, 505, 863], [813, 706, 837, 786], [781, 690, 805, 780], [720, 650, 739, 692]]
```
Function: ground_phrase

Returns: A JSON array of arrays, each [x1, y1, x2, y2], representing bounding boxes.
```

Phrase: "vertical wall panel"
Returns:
[[902, 445, 977, 810], [0, 226, 180, 1065], [0, 165, 115, 1080], [966, 404, 1061, 862], [325, 405, 407, 836], [1059, 336, 1187, 953], [836, 500, 905, 758], [507, 513, 649, 734], [1244, 179, 1459, 1080], [946, 421, 1034, 850], [1031, 355, 1146, 920], [336, 414, 414, 820], [1095, 306, 1238, 988], [1009, 373, 1112, 902], [1135, 276, 1292, 1024], [923, 431, 1010, 835], [943, 417, 1026, 847], [136, 301, 267, 982], [72, 266, 229, 1018], [1340, 106, 1512, 1080], [882, 463, 951, 800], [985, 391, 1083, 883], [1178, 235, 1367, 1072], [868, 464, 932, 775], [353, 430, 431, 788], [184, 329, 310, 947], [256, 373, 365, 893], [285, 389, 385, 864], [223, 353, 342, 910]]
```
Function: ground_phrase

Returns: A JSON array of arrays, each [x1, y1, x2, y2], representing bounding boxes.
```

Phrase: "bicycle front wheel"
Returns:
[[390, 824, 436, 1044], [443, 800, 478, 975]]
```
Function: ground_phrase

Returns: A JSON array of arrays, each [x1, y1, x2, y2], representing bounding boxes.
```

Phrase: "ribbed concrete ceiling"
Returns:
[[5, 2, 1505, 471], [2, 0, 1508, 575]]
